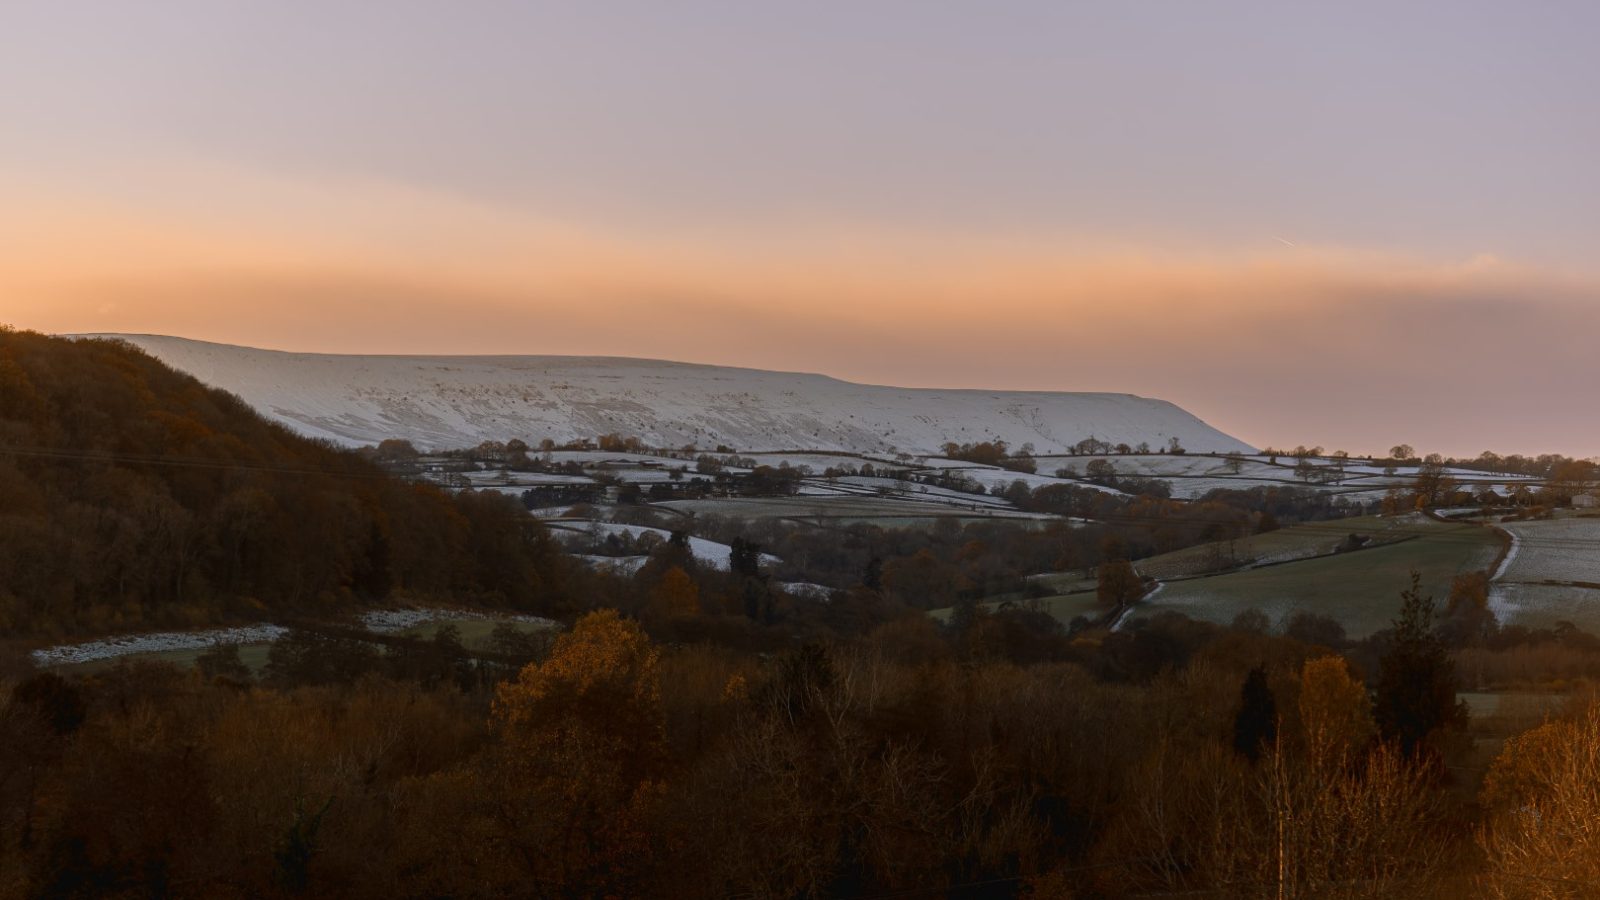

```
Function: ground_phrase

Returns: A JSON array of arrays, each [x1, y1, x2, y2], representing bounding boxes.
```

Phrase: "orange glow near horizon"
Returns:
[[6, 170, 1600, 458]]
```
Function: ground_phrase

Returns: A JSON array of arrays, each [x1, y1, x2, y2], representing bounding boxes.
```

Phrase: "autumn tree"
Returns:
[[1084, 458, 1116, 484], [882, 549, 969, 610], [1479, 702, 1600, 897], [1298, 655, 1374, 769], [1437, 572, 1497, 647], [1545, 459, 1598, 505], [1411, 459, 1458, 508], [374, 438, 420, 461], [649, 565, 701, 619], [1096, 559, 1144, 610], [489, 610, 666, 895]]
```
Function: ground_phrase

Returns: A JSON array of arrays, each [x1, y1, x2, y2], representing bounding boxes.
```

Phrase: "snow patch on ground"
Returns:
[[576, 554, 650, 576], [359, 608, 559, 633], [1491, 527, 1521, 581], [779, 582, 836, 600], [34, 608, 561, 667], [1487, 583, 1523, 623], [32, 625, 289, 666], [1112, 581, 1165, 632], [1494, 516, 1600, 584], [554, 522, 779, 571]]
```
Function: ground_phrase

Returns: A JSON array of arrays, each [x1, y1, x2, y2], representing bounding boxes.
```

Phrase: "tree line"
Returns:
[[5, 587, 1597, 897]]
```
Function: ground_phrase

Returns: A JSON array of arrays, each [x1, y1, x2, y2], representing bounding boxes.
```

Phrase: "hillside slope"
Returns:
[[0, 330, 576, 635], [88, 335, 1255, 455]]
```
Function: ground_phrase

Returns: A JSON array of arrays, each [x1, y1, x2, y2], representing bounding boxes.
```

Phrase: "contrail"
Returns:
[[1274, 236, 1297, 247]]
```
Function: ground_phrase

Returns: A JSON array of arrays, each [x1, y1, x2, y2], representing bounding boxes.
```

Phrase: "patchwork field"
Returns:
[[653, 494, 1055, 524]]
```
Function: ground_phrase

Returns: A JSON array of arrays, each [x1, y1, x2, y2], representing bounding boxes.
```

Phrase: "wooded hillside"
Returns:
[[0, 329, 577, 636]]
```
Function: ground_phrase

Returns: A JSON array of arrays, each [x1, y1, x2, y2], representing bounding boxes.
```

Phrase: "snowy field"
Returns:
[[935, 467, 1127, 495], [550, 521, 780, 570], [461, 471, 595, 486], [1493, 515, 1600, 586], [1487, 583, 1600, 633], [827, 475, 1015, 508]]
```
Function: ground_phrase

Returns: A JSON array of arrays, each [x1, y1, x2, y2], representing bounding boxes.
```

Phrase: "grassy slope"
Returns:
[[1136, 517, 1500, 636]]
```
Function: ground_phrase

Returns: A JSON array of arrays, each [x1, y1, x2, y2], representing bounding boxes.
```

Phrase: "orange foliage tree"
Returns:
[[1479, 701, 1600, 897], [489, 610, 667, 895], [1298, 655, 1375, 770]]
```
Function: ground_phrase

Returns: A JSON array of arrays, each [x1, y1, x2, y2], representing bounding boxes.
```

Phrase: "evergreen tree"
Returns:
[[862, 556, 883, 592], [729, 537, 762, 578], [1374, 571, 1469, 756], [1232, 665, 1277, 763]]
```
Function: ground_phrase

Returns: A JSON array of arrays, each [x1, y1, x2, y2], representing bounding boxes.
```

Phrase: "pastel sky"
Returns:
[[4, 1, 1599, 457]]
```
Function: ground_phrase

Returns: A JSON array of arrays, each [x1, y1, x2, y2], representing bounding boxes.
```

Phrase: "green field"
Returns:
[[1134, 515, 1407, 580], [1134, 517, 1501, 636], [1028, 515, 1441, 593]]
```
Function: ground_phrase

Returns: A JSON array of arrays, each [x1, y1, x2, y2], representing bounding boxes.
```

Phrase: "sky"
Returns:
[[4, 1, 1599, 457]]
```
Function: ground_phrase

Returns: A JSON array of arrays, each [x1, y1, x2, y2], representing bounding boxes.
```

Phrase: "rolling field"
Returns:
[[1133, 516, 1500, 636], [1027, 515, 1429, 595], [1133, 515, 1414, 580]]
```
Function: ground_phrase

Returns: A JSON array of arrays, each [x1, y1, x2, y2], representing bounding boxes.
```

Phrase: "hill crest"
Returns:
[[82, 334, 1255, 455]]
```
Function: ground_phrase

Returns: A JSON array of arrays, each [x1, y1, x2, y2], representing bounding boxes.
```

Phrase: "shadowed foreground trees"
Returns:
[[11, 605, 1583, 898], [1478, 702, 1600, 898]]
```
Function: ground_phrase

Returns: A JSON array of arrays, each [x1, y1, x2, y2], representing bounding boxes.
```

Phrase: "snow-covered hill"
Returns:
[[84, 335, 1255, 455]]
